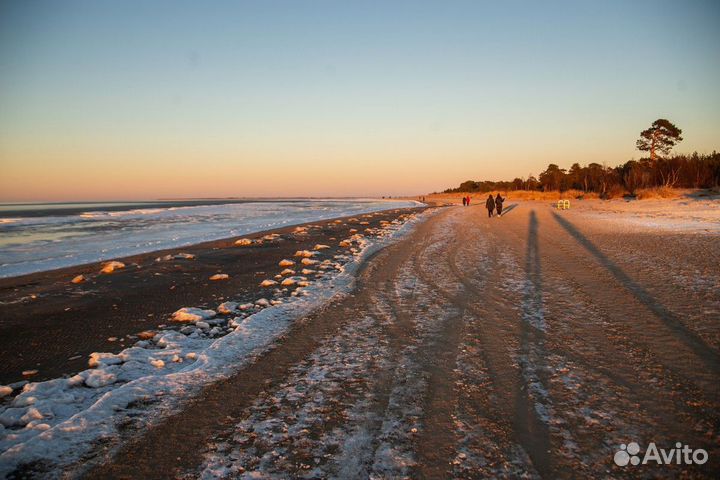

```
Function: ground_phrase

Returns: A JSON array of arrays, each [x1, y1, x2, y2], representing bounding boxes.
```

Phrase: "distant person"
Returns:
[[466, 196, 471, 206], [495, 193, 505, 216], [462, 196, 467, 207], [485, 194, 495, 218]]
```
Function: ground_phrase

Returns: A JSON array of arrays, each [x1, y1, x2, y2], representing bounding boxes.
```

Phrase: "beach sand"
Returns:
[[79, 199, 720, 479]]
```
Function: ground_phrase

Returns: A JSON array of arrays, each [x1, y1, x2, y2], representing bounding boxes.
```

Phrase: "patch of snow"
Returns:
[[172, 308, 216, 323]]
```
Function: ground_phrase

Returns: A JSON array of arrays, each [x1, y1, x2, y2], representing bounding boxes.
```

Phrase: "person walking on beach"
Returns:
[[495, 193, 505, 217], [485, 194, 495, 218], [462, 196, 467, 207], [466, 196, 471, 206]]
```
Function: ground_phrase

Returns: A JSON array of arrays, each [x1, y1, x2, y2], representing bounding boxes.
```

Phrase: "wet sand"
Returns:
[[0, 207, 425, 385]]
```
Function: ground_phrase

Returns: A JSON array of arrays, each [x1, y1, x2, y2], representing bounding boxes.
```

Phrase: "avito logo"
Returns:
[[614, 442, 708, 467]]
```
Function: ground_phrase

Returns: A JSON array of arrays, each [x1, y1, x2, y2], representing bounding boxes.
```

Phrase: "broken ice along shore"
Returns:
[[0, 198, 420, 278], [0, 207, 436, 479]]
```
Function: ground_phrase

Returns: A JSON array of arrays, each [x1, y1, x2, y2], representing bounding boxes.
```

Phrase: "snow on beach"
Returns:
[[571, 195, 720, 233], [0, 199, 419, 278], [0, 208, 434, 478], [192, 215, 457, 479]]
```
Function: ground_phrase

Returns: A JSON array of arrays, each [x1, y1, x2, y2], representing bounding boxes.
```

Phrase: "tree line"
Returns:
[[444, 119, 719, 198]]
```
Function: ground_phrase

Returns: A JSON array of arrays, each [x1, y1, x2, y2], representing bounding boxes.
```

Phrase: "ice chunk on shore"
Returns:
[[293, 250, 317, 258], [85, 370, 117, 388], [149, 359, 165, 369], [71, 275, 86, 284], [209, 273, 229, 281], [0, 386, 12, 398], [281, 278, 296, 287], [260, 279, 278, 287], [313, 244, 331, 250], [301, 258, 318, 266], [100, 261, 125, 274], [136, 330, 156, 340], [234, 238, 253, 246], [278, 259, 295, 267], [172, 307, 216, 323], [88, 352, 122, 368], [217, 302, 238, 314]]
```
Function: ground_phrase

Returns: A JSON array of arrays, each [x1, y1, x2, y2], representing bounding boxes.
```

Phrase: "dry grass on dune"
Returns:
[[424, 187, 715, 203], [634, 186, 683, 200], [426, 189, 600, 204], [499, 189, 603, 201]]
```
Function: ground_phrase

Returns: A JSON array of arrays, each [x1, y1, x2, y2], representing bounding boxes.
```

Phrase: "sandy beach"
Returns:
[[3, 2, 718, 477], [2, 198, 717, 478]]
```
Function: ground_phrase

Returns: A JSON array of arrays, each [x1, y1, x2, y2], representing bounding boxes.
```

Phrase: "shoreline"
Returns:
[[0, 206, 428, 385], [0, 197, 416, 219], [0, 199, 423, 278]]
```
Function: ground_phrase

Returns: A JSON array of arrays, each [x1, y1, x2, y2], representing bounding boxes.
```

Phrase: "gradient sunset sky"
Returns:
[[1, 0, 719, 202]]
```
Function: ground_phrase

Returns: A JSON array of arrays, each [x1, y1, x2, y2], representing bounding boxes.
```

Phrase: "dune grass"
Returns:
[[424, 187, 715, 203], [634, 186, 683, 200]]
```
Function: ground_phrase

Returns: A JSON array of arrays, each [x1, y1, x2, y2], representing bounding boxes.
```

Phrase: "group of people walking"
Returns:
[[462, 193, 504, 217], [463, 193, 505, 217], [485, 193, 504, 217]]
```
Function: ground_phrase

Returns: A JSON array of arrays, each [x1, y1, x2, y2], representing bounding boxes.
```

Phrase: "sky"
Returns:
[[0, 0, 719, 202]]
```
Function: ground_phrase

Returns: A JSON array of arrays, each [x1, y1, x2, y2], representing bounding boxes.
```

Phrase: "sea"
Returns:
[[0, 198, 419, 278]]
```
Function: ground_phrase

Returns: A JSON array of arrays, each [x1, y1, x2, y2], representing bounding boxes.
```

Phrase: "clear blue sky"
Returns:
[[1, 0, 719, 200]]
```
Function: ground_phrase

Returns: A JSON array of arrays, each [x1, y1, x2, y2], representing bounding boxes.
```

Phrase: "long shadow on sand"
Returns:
[[513, 210, 553, 477], [552, 211, 720, 375], [500, 203, 518, 217]]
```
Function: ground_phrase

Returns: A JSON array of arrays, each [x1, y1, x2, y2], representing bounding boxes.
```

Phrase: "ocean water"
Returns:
[[0, 199, 419, 278]]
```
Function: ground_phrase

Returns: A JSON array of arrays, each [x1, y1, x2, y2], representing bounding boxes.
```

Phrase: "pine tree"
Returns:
[[636, 119, 683, 161]]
